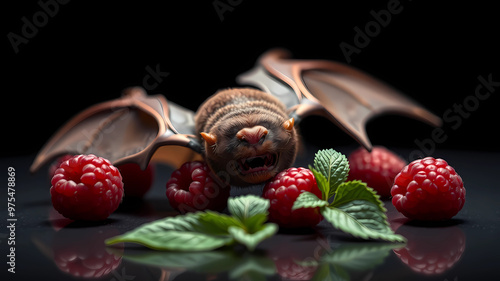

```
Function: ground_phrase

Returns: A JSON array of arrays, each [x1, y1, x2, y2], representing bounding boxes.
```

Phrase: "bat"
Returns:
[[30, 48, 441, 186], [195, 87, 298, 186]]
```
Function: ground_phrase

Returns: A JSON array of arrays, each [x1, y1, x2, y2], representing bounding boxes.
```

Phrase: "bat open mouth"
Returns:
[[238, 153, 278, 175]]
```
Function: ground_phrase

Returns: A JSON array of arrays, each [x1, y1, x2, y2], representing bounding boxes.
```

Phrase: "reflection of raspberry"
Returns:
[[347, 146, 406, 197], [262, 167, 323, 228], [53, 227, 123, 278], [267, 234, 323, 280], [118, 163, 155, 198], [166, 161, 230, 213], [393, 226, 466, 275], [391, 157, 465, 220], [51, 154, 124, 221], [274, 257, 318, 280]]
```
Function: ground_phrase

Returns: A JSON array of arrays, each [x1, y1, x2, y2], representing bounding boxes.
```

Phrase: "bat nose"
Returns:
[[236, 126, 268, 145]]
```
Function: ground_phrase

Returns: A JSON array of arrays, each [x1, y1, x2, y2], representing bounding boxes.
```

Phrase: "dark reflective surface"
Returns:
[[2, 147, 499, 280]]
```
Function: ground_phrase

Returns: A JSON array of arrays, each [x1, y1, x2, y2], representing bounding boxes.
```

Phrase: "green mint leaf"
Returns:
[[308, 166, 330, 200], [336, 200, 391, 233], [228, 223, 278, 251], [106, 195, 279, 252], [242, 213, 269, 233], [228, 195, 270, 224], [321, 203, 406, 243], [292, 191, 329, 210], [313, 149, 349, 199], [227, 195, 277, 250], [105, 212, 234, 251], [199, 211, 244, 232], [330, 180, 385, 213]]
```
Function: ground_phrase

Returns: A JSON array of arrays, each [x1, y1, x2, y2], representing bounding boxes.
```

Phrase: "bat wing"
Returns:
[[238, 49, 442, 150], [30, 87, 202, 173]]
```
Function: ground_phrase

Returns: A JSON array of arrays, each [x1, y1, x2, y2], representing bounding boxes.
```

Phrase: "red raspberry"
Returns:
[[166, 161, 230, 213], [50, 154, 124, 221], [262, 167, 323, 228], [117, 163, 155, 198], [391, 157, 465, 220], [49, 154, 73, 179], [347, 146, 406, 197]]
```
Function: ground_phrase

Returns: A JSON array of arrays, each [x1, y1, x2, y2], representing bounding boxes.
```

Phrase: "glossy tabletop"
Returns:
[[2, 146, 499, 281]]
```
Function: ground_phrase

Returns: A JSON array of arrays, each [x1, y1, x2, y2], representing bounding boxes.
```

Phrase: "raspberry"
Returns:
[[166, 161, 230, 213], [50, 154, 124, 221], [117, 163, 155, 198], [262, 167, 323, 228], [49, 154, 73, 179], [347, 146, 406, 197], [391, 157, 465, 220]]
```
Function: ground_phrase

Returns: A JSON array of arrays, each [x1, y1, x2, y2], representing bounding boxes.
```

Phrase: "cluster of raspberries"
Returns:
[[164, 146, 465, 225], [50, 146, 464, 223]]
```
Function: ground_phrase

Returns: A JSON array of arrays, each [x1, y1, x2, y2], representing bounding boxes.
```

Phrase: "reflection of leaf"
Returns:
[[311, 242, 404, 281], [312, 263, 350, 281], [322, 243, 402, 271], [120, 249, 276, 280], [311, 263, 330, 281], [121, 250, 237, 272], [228, 253, 276, 281]]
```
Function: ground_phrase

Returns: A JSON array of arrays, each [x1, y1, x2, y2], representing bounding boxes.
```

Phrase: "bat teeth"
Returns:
[[238, 153, 278, 175]]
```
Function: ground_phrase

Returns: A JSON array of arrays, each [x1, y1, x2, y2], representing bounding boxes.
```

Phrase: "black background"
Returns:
[[4, 0, 499, 157]]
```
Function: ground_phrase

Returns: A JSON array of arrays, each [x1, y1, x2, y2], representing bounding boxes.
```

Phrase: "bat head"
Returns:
[[201, 117, 297, 186]]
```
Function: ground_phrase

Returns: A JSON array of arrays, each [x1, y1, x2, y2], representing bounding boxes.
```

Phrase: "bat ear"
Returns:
[[200, 132, 217, 146], [282, 117, 295, 131]]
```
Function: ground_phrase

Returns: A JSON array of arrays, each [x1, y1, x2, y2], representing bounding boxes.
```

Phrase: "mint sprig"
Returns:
[[106, 195, 278, 251], [293, 149, 406, 243], [311, 149, 350, 199]]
